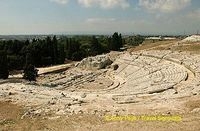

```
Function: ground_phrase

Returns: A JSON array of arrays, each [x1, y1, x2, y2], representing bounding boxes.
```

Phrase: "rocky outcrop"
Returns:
[[77, 54, 113, 70], [182, 35, 200, 42]]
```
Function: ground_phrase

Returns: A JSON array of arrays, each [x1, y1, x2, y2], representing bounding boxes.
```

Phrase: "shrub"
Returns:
[[23, 64, 38, 81], [113, 64, 119, 70]]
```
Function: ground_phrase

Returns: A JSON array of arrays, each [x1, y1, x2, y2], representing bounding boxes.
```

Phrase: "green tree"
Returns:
[[80, 44, 90, 57], [109, 32, 123, 51], [119, 33, 123, 48], [23, 64, 38, 81], [127, 35, 145, 46], [0, 51, 9, 79], [57, 43, 65, 64], [90, 36, 102, 56], [7, 55, 24, 70], [23, 49, 38, 81], [65, 38, 81, 60], [71, 51, 85, 61], [52, 36, 58, 64]]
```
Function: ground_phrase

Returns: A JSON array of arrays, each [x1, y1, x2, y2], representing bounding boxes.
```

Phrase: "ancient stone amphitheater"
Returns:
[[0, 42, 200, 118]]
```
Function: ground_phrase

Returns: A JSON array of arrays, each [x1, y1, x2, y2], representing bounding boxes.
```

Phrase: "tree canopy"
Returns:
[[0, 51, 9, 79], [0, 33, 125, 80]]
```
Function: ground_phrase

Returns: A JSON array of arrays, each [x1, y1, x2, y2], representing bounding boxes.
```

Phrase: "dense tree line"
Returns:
[[108, 32, 123, 51], [126, 35, 145, 46], [0, 36, 65, 71], [62, 32, 124, 61], [0, 32, 124, 80], [0, 51, 9, 79]]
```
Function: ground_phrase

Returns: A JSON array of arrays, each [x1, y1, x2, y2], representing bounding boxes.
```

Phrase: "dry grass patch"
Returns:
[[129, 40, 178, 52]]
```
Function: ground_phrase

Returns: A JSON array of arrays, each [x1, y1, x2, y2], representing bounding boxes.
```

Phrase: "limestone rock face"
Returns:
[[78, 55, 113, 70], [182, 35, 200, 42]]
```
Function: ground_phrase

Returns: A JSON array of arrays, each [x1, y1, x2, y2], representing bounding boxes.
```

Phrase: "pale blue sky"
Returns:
[[0, 0, 199, 35]]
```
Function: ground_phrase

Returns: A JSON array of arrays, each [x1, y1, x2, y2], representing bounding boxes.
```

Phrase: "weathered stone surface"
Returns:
[[78, 54, 113, 70], [182, 35, 200, 42], [81, 93, 87, 98], [1, 48, 200, 118]]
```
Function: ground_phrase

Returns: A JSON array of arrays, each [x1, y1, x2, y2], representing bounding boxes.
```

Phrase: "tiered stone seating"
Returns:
[[141, 50, 172, 58], [110, 52, 189, 95]]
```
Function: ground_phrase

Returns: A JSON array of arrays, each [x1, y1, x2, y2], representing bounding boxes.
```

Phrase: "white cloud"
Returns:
[[50, 0, 69, 5], [83, 17, 154, 34], [187, 8, 200, 19], [86, 18, 116, 24], [78, 0, 130, 9], [139, 0, 191, 13], [50, 0, 130, 9]]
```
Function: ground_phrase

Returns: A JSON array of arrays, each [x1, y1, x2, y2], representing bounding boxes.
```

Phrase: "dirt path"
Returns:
[[0, 101, 200, 131], [9, 63, 73, 79]]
